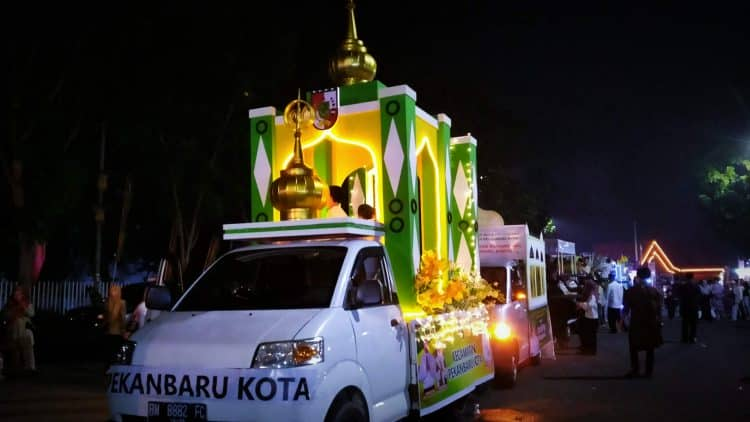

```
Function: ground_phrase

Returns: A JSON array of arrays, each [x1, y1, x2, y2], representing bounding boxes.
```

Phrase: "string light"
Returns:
[[640, 240, 724, 274], [414, 305, 490, 348]]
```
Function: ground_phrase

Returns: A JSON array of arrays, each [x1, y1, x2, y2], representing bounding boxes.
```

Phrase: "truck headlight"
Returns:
[[252, 337, 324, 369], [493, 323, 512, 341], [112, 340, 136, 365]]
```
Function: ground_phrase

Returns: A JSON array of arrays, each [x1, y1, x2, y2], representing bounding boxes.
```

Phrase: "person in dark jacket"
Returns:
[[678, 272, 700, 343], [623, 267, 663, 378]]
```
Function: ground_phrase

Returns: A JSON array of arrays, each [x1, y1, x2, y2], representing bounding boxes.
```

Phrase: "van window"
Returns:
[[175, 247, 346, 311], [480, 267, 508, 303], [347, 247, 396, 307]]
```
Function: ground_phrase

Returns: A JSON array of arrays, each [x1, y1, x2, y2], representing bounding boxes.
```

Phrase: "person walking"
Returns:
[[678, 273, 700, 343], [623, 267, 663, 378], [597, 281, 607, 328], [741, 281, 750, 320], [576, 279, 599, 355], [606, 278, 624, 333], [730, 280, 743, 321], [104, 284, 127, 361], [698, 280, 712, 321], [665, 283, 678, 320], [1, 286, 36, 375]]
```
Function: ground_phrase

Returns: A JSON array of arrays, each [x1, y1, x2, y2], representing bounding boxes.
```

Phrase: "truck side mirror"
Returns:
[[355, 279, 383, 307], [145, 286, 172, 311]]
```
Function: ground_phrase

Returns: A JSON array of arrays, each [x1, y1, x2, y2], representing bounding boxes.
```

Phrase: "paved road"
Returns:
[[0, 362, 109, 421], [476, 317, 750, 422], [1, 318, 748, 421]]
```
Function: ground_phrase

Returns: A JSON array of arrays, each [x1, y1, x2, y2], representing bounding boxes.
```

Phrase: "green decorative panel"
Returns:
[[340, 80, 385, 105], [450, 139, 479, 273], [313, 139, 332, 185], [249, 113, 276, 222], [379, 93, 420, 311], [437, 116, 453, 262]]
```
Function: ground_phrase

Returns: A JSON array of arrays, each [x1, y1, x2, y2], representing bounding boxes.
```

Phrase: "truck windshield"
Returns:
[[480, 267, 508, 304], [174, 247, 347, 311]]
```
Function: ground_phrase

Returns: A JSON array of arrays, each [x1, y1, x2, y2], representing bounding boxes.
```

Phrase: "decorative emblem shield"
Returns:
[[311, 88, 339, 130]]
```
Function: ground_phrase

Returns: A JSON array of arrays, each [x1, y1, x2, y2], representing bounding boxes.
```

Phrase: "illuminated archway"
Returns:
[[417, 136, 442, 258], [282, 130, 382, 220]]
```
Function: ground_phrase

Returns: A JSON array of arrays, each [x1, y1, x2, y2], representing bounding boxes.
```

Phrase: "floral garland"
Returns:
[[413, 250, 503, 349]]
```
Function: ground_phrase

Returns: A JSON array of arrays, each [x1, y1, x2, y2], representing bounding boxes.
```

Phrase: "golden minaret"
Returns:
[[329, 0, 377, 85], [269, 92, 325, 220]]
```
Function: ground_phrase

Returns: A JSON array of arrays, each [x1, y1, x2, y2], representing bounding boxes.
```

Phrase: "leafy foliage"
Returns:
[[698, 159, 750, 254]]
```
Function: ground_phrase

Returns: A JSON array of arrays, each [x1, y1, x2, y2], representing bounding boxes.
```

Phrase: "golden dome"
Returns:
[[329, 0, 377, 86]]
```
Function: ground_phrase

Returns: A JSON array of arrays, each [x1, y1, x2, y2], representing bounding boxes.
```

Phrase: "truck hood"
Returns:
[[130, 309, 321, 368]]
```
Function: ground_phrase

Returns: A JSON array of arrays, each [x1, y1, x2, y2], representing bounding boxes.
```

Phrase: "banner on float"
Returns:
[[528, 305, 553, 347], [417, 332, 494, 414]]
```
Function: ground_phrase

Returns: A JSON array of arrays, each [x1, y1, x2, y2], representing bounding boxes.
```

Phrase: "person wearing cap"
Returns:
[[622, 266, 663, 378]]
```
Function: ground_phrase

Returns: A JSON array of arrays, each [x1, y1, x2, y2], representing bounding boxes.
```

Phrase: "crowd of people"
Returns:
[[665, 276, 750, 323], [1, 283, 149, 378], [556, 258, 750, 379], [570, 266, 663, 377]]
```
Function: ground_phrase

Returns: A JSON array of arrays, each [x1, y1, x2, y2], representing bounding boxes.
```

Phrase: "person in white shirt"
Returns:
[[606, 280, 625, 333], [731, 281, 743, 321], [709, 280, 723, 320], [597, 282, 607, 327], [576, 279, 599, 355]]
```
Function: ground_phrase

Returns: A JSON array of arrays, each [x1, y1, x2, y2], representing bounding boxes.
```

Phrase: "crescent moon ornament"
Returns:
[[283, 99, 314, 130]]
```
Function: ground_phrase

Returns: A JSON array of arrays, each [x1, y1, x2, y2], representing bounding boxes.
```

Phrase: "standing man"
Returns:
[[678, 273, 700, 343], [606, 278, 624, 333], [623, 267, 663, 378]]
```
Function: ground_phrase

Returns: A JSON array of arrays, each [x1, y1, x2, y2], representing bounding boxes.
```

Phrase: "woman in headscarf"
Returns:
[[2, 285, 36, 373]]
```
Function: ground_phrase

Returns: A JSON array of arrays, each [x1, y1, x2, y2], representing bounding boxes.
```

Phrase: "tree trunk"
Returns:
[[112, 176, 133, 280]]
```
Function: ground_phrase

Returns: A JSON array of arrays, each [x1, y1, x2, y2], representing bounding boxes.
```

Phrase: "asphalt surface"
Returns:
[[475, 316, 750, 422], [1, 317, 748, 421]]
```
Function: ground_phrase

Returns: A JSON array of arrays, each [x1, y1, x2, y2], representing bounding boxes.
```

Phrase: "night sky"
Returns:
[[9, 2, 750, 267]]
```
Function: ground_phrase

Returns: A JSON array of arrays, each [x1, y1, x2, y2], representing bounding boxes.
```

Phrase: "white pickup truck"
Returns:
[[106, 221, 493, 422]]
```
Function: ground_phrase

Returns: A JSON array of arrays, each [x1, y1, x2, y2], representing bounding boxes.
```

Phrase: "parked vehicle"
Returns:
[[107, 74, 495, 419], [478, 221, 554, 387], [107, 220, 494, 421]]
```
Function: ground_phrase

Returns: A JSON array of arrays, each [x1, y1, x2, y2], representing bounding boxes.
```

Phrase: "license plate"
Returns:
[[147, 401, 207, 421]]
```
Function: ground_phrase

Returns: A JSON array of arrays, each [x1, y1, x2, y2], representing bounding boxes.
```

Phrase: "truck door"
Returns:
[[346, 246, 409, 420]]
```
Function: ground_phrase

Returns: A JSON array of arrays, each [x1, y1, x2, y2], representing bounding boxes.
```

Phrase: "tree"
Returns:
[[5, 41, 88, 287], [477, 166, 552, 235], [699, 159, 750, 255]]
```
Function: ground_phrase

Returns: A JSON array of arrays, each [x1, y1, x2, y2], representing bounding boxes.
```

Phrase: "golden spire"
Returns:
[[269, 91, 325, 220], [329, 0, 377, 86]]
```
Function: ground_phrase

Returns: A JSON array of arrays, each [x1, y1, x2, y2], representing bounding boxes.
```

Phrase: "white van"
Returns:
[[106, 221, 493, 422], [107, 237, 411, 422]]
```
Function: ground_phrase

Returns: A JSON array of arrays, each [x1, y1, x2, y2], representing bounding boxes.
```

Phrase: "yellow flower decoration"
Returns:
[[414, 250, 501, 315]]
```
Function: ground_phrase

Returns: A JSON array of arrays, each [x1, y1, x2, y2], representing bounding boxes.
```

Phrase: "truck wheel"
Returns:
[[495, 354, 518, 389], [531, 351, 542, 366], [325, 391, 367, 422]]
